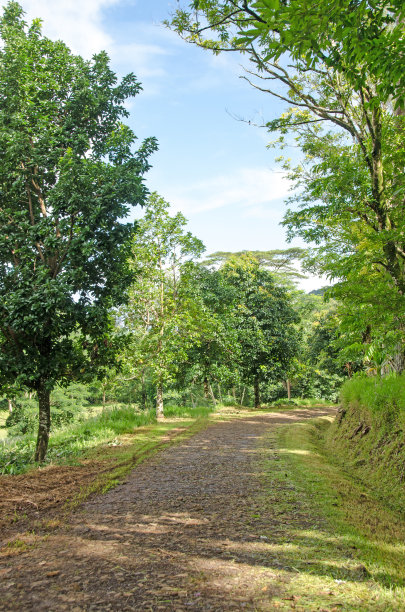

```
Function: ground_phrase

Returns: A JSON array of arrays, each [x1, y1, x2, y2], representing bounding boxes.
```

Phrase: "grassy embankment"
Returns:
[[265, 375, 405, 610]]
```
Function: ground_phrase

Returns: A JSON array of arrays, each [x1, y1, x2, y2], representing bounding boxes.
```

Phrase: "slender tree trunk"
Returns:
[[286, 379, 291, 400], [102, 387, 106, 408], [156, 382, 164, 419], [240, 386, 246, 406], [204, 376, 217, 405], [232, 386, 236, 402], [203, 377, 210, 399], [7, 399, 12, 413], [254, 376, 261, 410], [141, 370, 147, 410], [34, 378, 51, 462], [217, 384, 223, 404]]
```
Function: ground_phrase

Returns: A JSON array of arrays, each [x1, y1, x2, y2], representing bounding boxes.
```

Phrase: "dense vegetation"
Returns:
[[0, 0, 404, 491]]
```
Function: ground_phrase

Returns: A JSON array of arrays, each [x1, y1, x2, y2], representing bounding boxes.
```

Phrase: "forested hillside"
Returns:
[[0, 1, 404, 610]]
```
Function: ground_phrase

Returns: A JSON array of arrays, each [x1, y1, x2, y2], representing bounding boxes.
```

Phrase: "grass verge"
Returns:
[[265, 416, 405, 610], [0, 404, 213, 475]]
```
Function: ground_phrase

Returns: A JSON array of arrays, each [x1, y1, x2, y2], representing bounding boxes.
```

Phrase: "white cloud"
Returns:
[[110, 41, 169, 79], [163, 167, 292, 215], [15, 0, 119, 58]]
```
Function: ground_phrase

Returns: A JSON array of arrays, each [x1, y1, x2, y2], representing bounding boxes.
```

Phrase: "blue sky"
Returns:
[[3, 0, 325, 290]]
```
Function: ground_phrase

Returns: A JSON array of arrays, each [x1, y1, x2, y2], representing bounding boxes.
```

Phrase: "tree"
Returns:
[[220, 255, 298, 408], [169, 1, 404, 107], [123, 193, 205, 417], [169, 1, 405, 367], [204, 247, 307, 285], [0, 3, 157, 461]]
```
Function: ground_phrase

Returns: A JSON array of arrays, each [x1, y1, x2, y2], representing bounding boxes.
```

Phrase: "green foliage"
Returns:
[[169, 0, 405, 368], [326, 374, 405, 515], [5, 383, 91, 435], [169, 0, 404, 107], [122, 193, 206, 414], [340, 374, 405, 428], [221, 254, 299, 390], [0, 2, 157, 459]]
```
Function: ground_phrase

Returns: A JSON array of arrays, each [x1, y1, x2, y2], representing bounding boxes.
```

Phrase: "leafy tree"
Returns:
[[169, 1, 405, 367], [123, 193, 205, 417], [169, 1, 404, 107], [204, 247, 307, 285], [0, 3, 157, 460], [174, 264, 240, 404], [220, 255, 298, 408]]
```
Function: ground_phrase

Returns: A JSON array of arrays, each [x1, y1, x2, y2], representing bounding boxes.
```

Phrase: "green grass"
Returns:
[[340, 373, 405, 427], [0, 404, 214, 475], [264, 416, 405, 610], [0, 409, 8, 440], [327, 374, 405, 515]]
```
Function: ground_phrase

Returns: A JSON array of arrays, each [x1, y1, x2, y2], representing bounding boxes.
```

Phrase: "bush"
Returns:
[[6, 384, 91, 436]]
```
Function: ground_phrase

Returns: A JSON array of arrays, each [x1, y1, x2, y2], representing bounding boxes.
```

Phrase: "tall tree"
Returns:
[[220, 255, 298, 408], [123, 193, 205, 418], [169, 1, 405, 367], [0, 3, 157, 460], [204, 247, 307, 285]]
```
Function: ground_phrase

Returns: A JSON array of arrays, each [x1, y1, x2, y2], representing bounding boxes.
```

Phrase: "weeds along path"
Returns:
[[0, 406, 385, 611]]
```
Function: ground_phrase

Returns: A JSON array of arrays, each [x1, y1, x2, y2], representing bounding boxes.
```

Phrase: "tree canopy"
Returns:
[[0, 2, 157, 460]]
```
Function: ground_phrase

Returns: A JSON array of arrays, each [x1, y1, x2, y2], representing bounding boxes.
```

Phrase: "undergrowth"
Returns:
[[0, 404, 213, 475]]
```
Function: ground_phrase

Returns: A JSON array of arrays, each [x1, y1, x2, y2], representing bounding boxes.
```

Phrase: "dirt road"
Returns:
[[0, 408, 335, 611]]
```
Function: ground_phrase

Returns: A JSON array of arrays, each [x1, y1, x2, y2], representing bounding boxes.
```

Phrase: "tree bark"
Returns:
[[286, 379, 291, 400], [7, 399, 12, 413], [217, 384, 223, 404], [141, 370, 147, 410], [34, 378, 51, 462], [203, 377, 210, 399], [240, 386, 246, 406], [204, 376, 217, 405], [156, 382, 164, 419], [254, 376, 261, 409]]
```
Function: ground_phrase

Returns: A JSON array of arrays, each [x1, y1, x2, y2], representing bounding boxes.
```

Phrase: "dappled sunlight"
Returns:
[[278, 448, 317, 456]]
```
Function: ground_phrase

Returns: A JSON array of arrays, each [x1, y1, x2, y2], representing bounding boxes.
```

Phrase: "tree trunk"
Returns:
[[254, 376, 261, 409], [217, 384, 223, 404], [102, 387, 106, 408], [286, 379, 291, 400], [203, 377, 210, 399], [34, 378, 51, 462], [240, 386, 246, 406], [7, 399, 12, 413], [208, 382, 217, 406], [141, 372, 147, 411], [156, 382, 164, 419], [204, 376, 217, 405]]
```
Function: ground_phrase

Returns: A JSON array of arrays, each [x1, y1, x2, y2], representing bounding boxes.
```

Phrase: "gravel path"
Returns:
[[0, 408, 334, 611]]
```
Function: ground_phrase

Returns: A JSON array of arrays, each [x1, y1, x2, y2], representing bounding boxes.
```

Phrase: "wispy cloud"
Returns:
[[163, 167, 292, 215]]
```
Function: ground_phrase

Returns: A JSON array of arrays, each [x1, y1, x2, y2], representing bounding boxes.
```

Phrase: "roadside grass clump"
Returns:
[[269, 418, 405, 609], [163, 404, 213, 418], [270, 397, 336, 408], [0, 404, 213, 475], [327, 373, 405, 514]]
